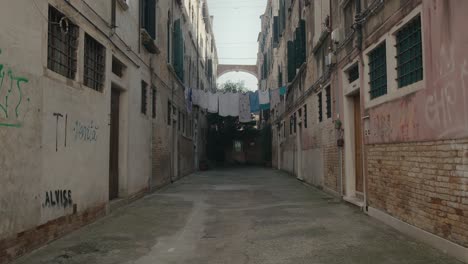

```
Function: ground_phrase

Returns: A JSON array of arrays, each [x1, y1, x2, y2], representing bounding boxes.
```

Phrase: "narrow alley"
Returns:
[[12, 168, 462, 264]]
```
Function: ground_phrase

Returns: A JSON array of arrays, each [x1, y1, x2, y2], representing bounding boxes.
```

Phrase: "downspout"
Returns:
[[149, 55, 154, 190], [170, 0, 175, 183], [355, 0, 367, 210]]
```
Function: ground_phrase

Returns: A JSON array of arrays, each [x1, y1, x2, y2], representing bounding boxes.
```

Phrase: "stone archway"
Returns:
[[217, 64, 258, 79]]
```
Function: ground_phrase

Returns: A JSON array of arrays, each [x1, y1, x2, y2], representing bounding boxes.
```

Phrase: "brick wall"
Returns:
[[367, 139, 468, 247], [321, 121, 340, 193], [0, 204, 107, 264], [151, 122, 172, 188]]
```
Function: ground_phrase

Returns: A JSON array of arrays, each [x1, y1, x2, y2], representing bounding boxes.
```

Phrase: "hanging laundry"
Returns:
[[239, 93, 251, 123], [219, 92, 239, 117], [185, 88, 193, 113], [207, 92, 219, 113], [249, 91, 260, 113], [279, 86, 287, 96], [199, 90, 208, 109], [270, 88, 280, 107], [192, 88, 200, 106], [259, 89, 270, 111]]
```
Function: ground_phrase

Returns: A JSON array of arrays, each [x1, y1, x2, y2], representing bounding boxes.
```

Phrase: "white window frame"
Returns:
[[363, 5, 425, 109]]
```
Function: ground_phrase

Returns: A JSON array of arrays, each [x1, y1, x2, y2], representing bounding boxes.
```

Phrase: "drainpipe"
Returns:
[[150, 56, 154, 189], [170, 0, 175, 184]]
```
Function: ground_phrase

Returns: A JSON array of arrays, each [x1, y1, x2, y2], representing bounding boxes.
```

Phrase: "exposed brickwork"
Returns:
[[151, 122, 172, 189], [367, 139, 468, 247], [321, 121, 340, 193], [0, 204, 107, 264]]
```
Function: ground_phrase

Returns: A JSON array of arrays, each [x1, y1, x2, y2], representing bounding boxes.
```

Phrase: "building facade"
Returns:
[[260, 0, 468, 261], [0, 0, 217, 262]]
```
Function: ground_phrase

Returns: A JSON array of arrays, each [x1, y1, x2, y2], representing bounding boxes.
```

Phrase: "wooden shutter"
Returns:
[[287, 41, 295, 82], [273, 16, 279, 45], [172, 19, 184, 81]]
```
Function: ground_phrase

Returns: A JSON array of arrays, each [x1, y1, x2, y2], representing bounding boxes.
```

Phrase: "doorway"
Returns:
[[353, 95, 363, 193], [109, 88, 120, 200]]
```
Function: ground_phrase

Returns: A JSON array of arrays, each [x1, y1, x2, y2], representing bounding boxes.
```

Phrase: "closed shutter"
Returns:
[[172, 19, 184, 82], [143, 0, 156, 39], [287, 41, 295, 82], [273, 16, 279, 45], [299, 20, 306, 63]]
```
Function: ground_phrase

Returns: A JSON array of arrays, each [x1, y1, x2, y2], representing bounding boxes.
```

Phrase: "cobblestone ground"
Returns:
[[13, 167, 462, 264]]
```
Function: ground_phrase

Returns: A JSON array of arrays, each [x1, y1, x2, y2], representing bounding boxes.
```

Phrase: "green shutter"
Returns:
[[273, 16, 279, 44], [299, 20, 306, 63], [172, 19, 184, 82], [287, 41, 295, 82]]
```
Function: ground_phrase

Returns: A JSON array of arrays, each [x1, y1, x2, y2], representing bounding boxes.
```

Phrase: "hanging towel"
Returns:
[[259, 89, 270, 105], [207, 92, 219, 113], [239, 93, 252, 123], [270, 88, 280, 108], [192, 89, 200, 106], [185, 88, 193, 113], [219, 92, 240, 117], [279, 86, 287, 95], [260, 103, 270, 110], [199, 90, 208, 109], [249, 91, 260, 113]]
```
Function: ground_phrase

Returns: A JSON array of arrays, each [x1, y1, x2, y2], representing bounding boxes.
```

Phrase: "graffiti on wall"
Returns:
[[52, 112, 99, 151], [0, 49, 31, 128], [43, 190, 72, 208], [73, 120, 99, 142]]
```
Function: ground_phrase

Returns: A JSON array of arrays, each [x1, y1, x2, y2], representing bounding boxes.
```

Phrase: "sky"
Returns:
[[207, 0, 267, 91]]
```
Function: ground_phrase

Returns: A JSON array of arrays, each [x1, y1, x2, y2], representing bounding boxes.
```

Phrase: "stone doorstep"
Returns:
[[343, 195, 365, 209], [367, 206, 468, 263]]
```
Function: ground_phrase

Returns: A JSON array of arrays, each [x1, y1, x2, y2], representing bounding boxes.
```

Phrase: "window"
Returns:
[[141, 81, 148, 115], [289, 116, 293, 135], [234, 141, 242, 152], [141, 0, 156, 39], [172, 19, 184, 81], [167, 11, 171, 63], [325, 86, 331, 119], [304, 104, 307, 128], [152, 87, 156, 118], [167, 101, 172, 125], [293, 113, 297, 133], [112, 56, 126, 78], [84, 34, 106, 91], [182, 113, 186, 134], [368, 42, 387, 99], [47, 6, 79, 79], [318, 92, 323, 122], [396, 15, 423, 88], [348, 64, 359, 83], [178, 111, 181, 131]]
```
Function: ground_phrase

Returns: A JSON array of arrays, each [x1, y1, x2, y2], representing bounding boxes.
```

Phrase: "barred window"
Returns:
[[167, 101, 172, 126], [84, 34, 106, 91], [152, 87, 157, 119], [325, 86, 331, 119], [396, 15, 423, 88], [368, 42, 387, 99], [318, 92, 323, 122], [141, 81, 148, 115], [348, 64, 359, 83], [47, 6, 79, 79], [304, 104, 308, 128]]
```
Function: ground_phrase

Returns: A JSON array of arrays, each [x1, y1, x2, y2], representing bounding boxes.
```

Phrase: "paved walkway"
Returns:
[[14, 168, 462, 264]]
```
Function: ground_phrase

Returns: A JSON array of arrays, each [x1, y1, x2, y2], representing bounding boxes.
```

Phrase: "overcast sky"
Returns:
[[207, 0, 267, 91]]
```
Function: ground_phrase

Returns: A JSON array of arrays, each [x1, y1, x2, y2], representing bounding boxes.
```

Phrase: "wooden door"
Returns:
[[354, 95, 363, 193], [109, 89, 120, 200]]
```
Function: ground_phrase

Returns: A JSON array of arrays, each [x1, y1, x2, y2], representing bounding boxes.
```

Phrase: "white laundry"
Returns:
[[270, 88, 280, 107], [192, 89, 200, 106], [207, 92, 219, 113], [219, 92, 239, 117], [259, 89, 270, 105], [239, 93, 251, 123], [199, 90, 208, 109]]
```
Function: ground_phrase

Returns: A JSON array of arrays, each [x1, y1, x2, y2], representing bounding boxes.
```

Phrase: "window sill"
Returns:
[[365, 80, 424, 109], [141, 29, 160, 54], [117, 0, 129, 10]]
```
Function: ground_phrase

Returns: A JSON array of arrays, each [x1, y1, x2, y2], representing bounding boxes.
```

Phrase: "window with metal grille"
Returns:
[[141, 81, 148, 115], [84, 34, 106, 91], [47, 6, 79, 79], [152, 87, 156, 119], [318, 92, 323, 122], [368, 42, 387, 99], [112, 56, 126, 78], [304, 104, 307, 128], [289, 116, 293, 135], [167, 101, 172, 125], [348, 64, 359, 83], [325, 86, 331, 119], [141, 0, 156, 39], [396, 15, 423, 88]]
